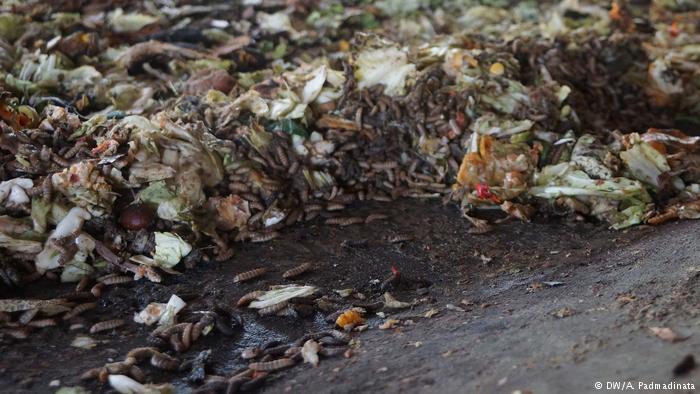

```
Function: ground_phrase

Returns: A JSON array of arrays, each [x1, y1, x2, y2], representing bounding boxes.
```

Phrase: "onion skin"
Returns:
[[119, 205, 154, 230]]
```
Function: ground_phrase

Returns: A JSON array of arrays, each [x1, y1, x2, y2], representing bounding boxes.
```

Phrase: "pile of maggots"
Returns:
[[73, 262, 414, 393]]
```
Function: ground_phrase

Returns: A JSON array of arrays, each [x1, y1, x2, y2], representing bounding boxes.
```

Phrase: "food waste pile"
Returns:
[[0, 0, 699, 392]]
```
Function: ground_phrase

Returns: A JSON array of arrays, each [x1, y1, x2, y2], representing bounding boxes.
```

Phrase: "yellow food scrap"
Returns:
[[489, 62, 505, 76], [335, 309, 364, 329]]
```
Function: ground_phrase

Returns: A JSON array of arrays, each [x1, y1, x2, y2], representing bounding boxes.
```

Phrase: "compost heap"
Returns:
[[0, 0, 699, 288]]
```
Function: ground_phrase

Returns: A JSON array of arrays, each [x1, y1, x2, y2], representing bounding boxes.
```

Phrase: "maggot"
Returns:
[[101, 275, 133, 286], [226, 376, 250, 394], [125, 347, 157, 363], [228, 182, 249, 193], [248, 358, 295, 372], [388, 234, 414, 243], [27, 318, 57, 328], [76, 276, 91, 292], [371, 161, 398, 170], [365, 213, 389, 223], [275, 145, 289, 167], [18, 308, 38, 325], [233, 268, 267, 283], [150, 352, 180, 370], [155, 322, 190, 338], [80, 367, 102, 381], [42, 175, 53, 202], [63, 302, 97, 320], [192, 315, 214, 342], [284, 346, 302, 357], [275, 306, 298, 317], [325, 203, 346, 211], [61, 291, 96, 301], [249, 232, 280, 243], [325, 329, 352, 343], [236, 291, 265, 307], [181, 322, 193, 349], [89, 319, 124, 334], [319, 346, 348, 357], [325, 217, 365, 226], [262, 344, 291, 357], [258, 301, 289, 316], [170, 333, 186, 352], [240, 347, 261, 360], [90, 282, 105, 297], [282, 262, 313, 279]]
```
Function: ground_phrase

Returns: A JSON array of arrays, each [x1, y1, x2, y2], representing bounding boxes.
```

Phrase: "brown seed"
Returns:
[[233, 268, 267, 283], [150, 352, 180, 370], [89, 319, 125, 334], [282, 262, 313, 279], [248, 358, 295, 372], [119, 205, 154, 231], [236, 291, 265, 307], [63, 302, 97, 320]]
